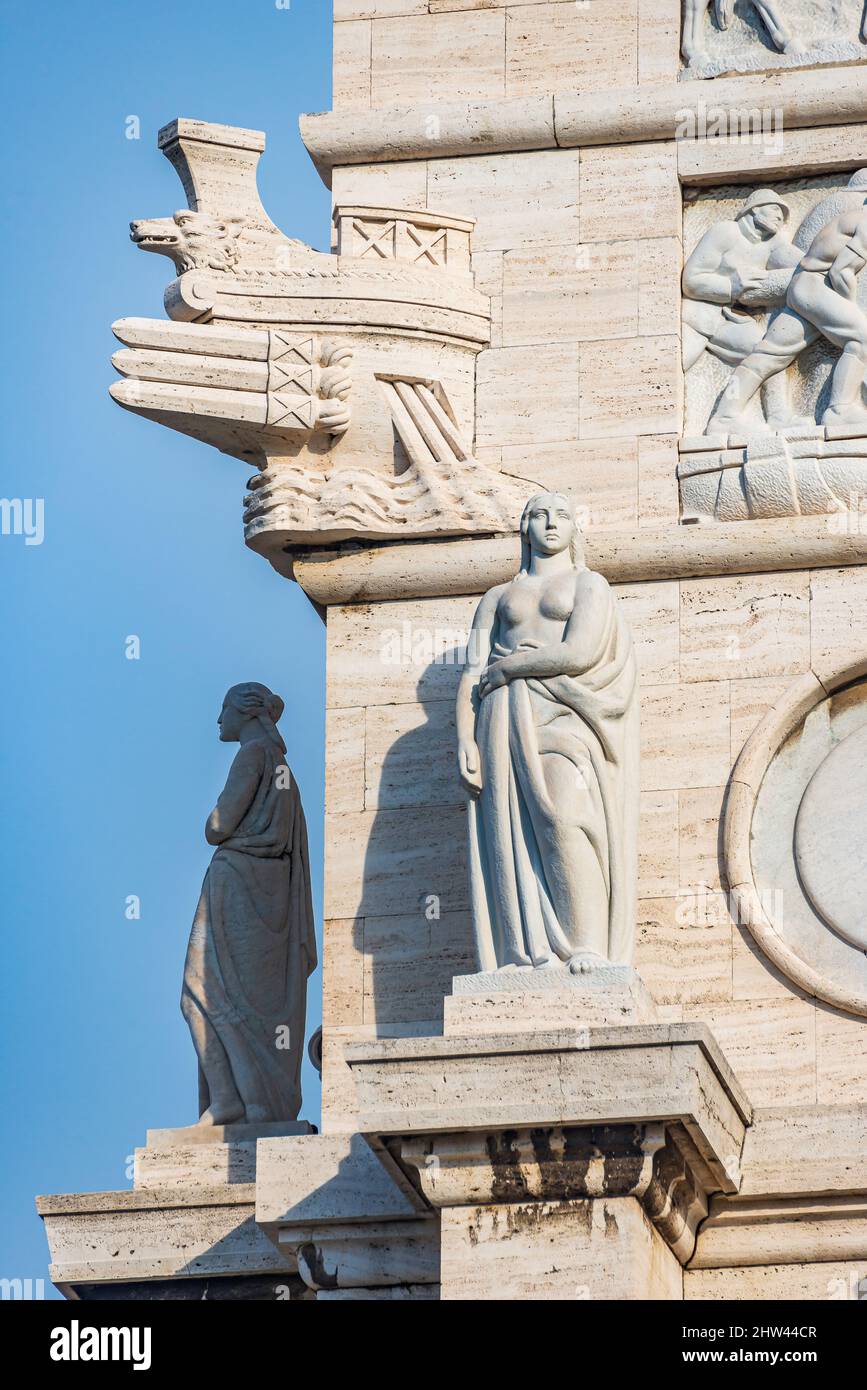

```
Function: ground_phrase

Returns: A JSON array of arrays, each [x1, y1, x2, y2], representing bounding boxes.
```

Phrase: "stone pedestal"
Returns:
[[445, 965, 658, 1034], [255, 1132, 439, 1299], [37, 1122, 315, 1301], [339, 1023, 750, 1300]]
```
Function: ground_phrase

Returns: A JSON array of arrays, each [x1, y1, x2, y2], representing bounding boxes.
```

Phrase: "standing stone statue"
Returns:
[[181, 683, 316, 1125], [456, 493, 640, 975]]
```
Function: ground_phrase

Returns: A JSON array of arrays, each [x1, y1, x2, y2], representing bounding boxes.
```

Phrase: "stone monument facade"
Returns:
[[38, 2, 867, 1301]]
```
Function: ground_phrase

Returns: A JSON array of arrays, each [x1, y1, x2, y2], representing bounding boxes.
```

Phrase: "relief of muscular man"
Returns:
[[711, 186, 867, 431], [682, 189, 803, 428]]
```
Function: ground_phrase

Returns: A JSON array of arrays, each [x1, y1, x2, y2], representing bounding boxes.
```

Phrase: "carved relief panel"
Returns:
[[681, 0, 867, 80], [680, 169, 867, 521]]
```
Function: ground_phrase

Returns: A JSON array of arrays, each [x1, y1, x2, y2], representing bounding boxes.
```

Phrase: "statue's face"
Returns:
[[753, 203, 785, 237], [218, 700, 243, 742], [526, 495, 574, 558]]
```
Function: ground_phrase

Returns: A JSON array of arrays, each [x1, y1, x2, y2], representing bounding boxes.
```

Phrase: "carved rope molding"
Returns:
[[723, 654, 867, 1018]]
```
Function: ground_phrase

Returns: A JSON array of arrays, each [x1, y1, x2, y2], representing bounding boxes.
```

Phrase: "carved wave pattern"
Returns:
[[244, 379, 526, 540]]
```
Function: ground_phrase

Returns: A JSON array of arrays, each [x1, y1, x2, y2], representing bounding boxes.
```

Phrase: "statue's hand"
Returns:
[[828, 251, 861, 300], [458, 739, 483, 797], [478, 660, 510, 698], [729, 268, 767, 304]]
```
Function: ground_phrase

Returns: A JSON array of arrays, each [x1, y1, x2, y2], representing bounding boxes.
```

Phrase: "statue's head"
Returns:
[[736, 189, 790, 239], [519, 492, 584, 570], [219, 682, 286, 753]]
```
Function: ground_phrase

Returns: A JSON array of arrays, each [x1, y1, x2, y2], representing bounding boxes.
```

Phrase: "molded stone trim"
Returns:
[[724, 657, 867, 1017]]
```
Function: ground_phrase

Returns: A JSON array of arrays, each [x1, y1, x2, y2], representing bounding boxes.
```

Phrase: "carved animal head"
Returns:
[[129, 210, 245, 273]]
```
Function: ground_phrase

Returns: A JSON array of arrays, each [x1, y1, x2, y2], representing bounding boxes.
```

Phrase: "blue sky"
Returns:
[[0, 0, 333, 1294]]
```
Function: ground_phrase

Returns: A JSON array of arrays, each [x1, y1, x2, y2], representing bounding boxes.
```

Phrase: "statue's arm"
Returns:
[[682, 228, 735, 305], [738, 239, 802, 307], [456, 586, 500, 795], [205, 743, 264, 845], [828, 212, 867, 298], [486, 572, 611, 685]]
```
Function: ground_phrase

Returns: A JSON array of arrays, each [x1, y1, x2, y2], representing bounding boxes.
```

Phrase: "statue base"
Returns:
[[136, 1120, 316, 1189], [445, 964, 658, 1034]]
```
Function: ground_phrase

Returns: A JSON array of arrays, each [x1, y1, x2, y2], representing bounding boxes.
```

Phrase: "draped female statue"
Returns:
[[456, 494, 640, 974], [181, 683, 316, 1125]]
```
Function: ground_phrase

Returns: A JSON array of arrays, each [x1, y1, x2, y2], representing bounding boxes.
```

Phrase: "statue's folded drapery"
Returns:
[[181, 738, 316, 1122], [468, 588, 639, 972]]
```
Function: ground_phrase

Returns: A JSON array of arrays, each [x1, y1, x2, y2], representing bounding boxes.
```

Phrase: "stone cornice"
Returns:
[[291, 516, 867, 606], [300, 68, 867, 178]]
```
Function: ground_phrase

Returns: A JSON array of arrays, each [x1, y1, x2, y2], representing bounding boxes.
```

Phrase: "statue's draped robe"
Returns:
[[182, 738, 316, 1121], [468, 587, 639, 971]]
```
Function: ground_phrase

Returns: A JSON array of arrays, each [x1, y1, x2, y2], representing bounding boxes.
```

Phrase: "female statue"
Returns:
[[181, 683, 316, 1125], [456, 494, 639, 974]]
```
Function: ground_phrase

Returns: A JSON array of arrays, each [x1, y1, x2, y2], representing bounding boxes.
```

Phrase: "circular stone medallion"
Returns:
[[795, 723, 867, 951]]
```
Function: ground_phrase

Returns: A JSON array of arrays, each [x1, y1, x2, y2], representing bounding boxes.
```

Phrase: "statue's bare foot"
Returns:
[[197, 1102, 244, 1127], [568, 951, 608, 975], [823, 407, 867, 429]]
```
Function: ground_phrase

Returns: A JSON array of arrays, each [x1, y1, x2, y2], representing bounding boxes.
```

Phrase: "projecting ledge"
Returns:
[[290, 516, 867, 605], [300, 68, 867, 177], [345, 1024, 751, 1194]]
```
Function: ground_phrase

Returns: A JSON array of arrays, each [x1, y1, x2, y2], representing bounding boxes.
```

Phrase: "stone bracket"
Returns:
[[392, 1120, 713, 1265], [343, 1025, 752, 1269]]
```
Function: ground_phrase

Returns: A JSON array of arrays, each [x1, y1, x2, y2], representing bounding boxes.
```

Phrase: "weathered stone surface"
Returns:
[[370, 10, 506, 105], [136, 1122, 312, 1189], [255, 1133, 422, 1229], [445, 965, 658, 1032], [440, 1197, 682, 1300], [738, 1103, 867, 1196], [506, 2, 640, 98], [38, 1187, 294, 1290], [640, 682, 730, 791], [345, 1024, 751, 1186], [692, 1193, 867, 1270], [686, 1261, 867, 1300], [681, 999, 816, 1106], [428, 150, 579, 253], [579, 335, 682, 439], [679, 574, 811, 682]]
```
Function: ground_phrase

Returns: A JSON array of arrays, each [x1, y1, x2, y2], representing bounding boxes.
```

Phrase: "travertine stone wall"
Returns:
[[332, 144, 682, 533], [685, 1262, 867, 1300], [317, 0, 867, 1142], [333, 1, 682, 109], [321, 573, 867, 1130]]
